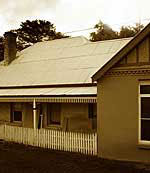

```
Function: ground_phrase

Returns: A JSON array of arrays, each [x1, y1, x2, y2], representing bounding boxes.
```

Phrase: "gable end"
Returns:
[[92, 23, 150, 81]]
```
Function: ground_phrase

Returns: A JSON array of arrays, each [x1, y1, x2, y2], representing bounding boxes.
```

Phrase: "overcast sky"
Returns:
[[0, 0, 150, 37]]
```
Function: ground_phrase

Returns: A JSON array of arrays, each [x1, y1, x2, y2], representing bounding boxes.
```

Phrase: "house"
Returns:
[[0, 32, 131, 132], [92, 23, 150, 162]]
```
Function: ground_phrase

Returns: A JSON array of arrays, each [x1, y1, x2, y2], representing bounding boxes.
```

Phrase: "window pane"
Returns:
[[47, 104, 61, 125], [140, 85, 150, 94], [141, 120, 150, 141], [14, 111, 22, 121], [141, 97, 150, 118], [50, 112, 61, 125]]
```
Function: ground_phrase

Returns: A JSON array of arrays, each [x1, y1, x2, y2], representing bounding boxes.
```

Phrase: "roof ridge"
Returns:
[[89, 37, 133, 44], [43, 35, 89, 43], [19, 36, 90, 52], [19, 37, 132, 56]]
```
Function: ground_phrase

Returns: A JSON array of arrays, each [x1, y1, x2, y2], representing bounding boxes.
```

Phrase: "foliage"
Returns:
[[0, 20, 145, 61], [0, 19, 68, 60], [0, 37, 4, 61], [90, 21, 118, 42], [132, 23, 144, 34], [90, 21, 144, 42], [119, 23, 144, 38], [13, 19, 68, 50], [119, 26, 135, 38]]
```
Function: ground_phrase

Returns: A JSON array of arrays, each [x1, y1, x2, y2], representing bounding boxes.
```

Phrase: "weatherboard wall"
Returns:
[[117, 36, 150, 66]]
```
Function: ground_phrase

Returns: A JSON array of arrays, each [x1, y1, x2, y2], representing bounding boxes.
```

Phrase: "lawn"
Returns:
[[0, 140, 150, 173]]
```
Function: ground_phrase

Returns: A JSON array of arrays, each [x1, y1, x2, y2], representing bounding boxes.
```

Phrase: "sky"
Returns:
[[0, 0, 150, 38]]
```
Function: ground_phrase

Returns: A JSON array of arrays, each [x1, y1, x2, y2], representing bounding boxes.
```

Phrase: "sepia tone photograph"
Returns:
[[0, 0, 150, 172]]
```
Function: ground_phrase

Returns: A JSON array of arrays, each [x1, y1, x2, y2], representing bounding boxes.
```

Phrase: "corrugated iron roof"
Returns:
[[0, 87, 97, 96], [0, 36, 132, 87]]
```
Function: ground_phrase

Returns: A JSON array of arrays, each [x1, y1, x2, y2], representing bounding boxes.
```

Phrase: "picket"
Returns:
[[0, 124, 97, 155], [0, 124, 4, 139]]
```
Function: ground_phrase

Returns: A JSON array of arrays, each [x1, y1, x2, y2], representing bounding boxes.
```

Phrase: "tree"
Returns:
[[133, 23, 144, 33], [90, 21, 144, 42], [119, 26, 135, 38], [90, 21, 118, 42], [0, 37, 4, 61], [14, 20, 68, 50], [119, 23, 144, 38]]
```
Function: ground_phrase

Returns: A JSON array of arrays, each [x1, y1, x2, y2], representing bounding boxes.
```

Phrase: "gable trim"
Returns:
[[92, 23, 150, 81], [105, 68, 150, 77]]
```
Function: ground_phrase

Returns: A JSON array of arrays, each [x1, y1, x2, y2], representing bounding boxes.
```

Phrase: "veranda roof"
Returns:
[[0, 86, 96, 96], [0, 87, 97, 103]]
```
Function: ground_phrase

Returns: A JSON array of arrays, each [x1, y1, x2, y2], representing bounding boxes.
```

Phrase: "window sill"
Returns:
[[138, 141, 150, 149], [46, 124, 62, 130], [10, 121, 23, 127]]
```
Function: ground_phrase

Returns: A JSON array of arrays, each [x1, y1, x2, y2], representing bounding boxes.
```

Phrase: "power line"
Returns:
[[64, 27, 95, 34], [63, 18, 150, 35]]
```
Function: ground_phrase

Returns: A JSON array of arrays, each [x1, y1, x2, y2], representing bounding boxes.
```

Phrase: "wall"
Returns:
[[97, 74, 150, 162], [0, 103, 10, 123], [61, 103, 90, 131], [0, 102, 32, 127], [23, 103, 33, 128], [44, 103, 96, 132], [0, 102, 96, 131]]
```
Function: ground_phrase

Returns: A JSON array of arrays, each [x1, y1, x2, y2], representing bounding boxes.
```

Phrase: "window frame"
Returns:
[[11, 103, 23, 123], [139, 82, 150, 145], [47, 103, 61, 126]]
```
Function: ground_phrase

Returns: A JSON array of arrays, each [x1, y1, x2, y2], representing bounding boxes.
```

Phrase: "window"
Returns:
[[11, 103, 22, 122], [88, 103, 97, 119], [139, 84, 150, 143], [47, 103, 61, 125]]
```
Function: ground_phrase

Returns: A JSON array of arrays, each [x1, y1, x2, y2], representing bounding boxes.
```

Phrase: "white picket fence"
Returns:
[[0, 124, 97, 155]]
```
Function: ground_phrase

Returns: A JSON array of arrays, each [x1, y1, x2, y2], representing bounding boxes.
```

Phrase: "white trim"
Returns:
[[139, 94, 150, 97], [140, 81, 150, 85], [139, 83, 150, 145], [138, 140, 150, 145], [141, 118, 150, 120], [138, 85, 141, 144]]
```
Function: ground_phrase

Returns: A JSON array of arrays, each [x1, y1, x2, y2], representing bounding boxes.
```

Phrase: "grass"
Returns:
[[0, 140, 150, 173]]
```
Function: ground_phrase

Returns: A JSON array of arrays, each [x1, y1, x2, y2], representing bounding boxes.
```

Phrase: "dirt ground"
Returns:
[[0, 140, 150, 173]]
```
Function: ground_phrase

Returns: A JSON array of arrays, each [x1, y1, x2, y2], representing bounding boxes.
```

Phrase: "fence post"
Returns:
[[4, 124, 6, 141]]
